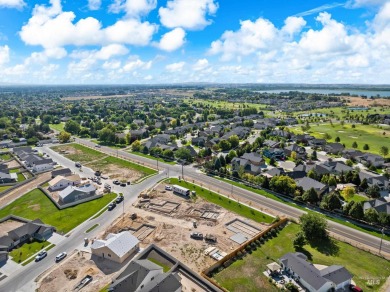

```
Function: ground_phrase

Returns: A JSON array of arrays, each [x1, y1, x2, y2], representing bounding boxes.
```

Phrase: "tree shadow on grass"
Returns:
[[309, 237, 340, 257]]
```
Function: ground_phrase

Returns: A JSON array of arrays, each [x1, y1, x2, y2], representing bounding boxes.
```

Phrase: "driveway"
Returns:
[[278, 160, 296, 171]]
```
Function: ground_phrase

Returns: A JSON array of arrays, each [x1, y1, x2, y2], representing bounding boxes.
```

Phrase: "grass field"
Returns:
[[0, 153, 11, 160], [10, 240, 51, 263], [214, 223, 390, 291], [0, 185, 11, 192], [295, 106, 390, 118], [130, 151, 176, 165], [346, 194, 367, 203], [186, 98, 269, 111], [17, 173, 26, 182], [0, 189, 116, 234], [52, 143, 107, 163], [290, 122, 390, 155], [49, 123, 65, 132], [168, 178, 274, 224]]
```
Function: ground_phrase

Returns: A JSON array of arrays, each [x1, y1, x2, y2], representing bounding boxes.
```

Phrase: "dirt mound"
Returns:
[[64, 269, 78, 280]]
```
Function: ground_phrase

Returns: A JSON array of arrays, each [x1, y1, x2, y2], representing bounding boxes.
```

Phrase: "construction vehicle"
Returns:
[[130, 213, 137, 220]]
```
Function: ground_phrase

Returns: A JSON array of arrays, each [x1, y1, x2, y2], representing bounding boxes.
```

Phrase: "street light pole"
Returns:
[[379, 227, 385, 254], [181, 161, 184, 180], [156, 155, 159, 171]]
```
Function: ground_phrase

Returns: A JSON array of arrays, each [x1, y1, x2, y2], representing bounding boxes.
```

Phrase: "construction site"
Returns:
[[99, 181, 270, 273]]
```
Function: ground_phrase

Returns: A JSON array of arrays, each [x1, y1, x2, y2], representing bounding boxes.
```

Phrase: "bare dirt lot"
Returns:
[[0, 219, 24, 237], [6, 159, 21, 168], [37, 250, 124, 292], [343, 96, 390, 107], [87, 160, 143, 182], [99, 182, 269, 273]]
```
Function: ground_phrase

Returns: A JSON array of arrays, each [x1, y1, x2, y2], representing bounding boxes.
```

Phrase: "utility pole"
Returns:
[[379, 227, 385, 254], [156, 155, 159, 171], [231, 184, 233, 196], [181, 161, 184, 180]]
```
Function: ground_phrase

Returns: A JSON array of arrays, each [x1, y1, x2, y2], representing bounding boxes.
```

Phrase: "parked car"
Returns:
[[116, 196, 124, 203], [35, 251, 47, 262], [75, 162, 81, 168], [190, 232, 203, 240], [107, 203, 116, 210], [95, 170, 101, 176], [95, 145, 101, 148], [165, 185, 172, 191], [127, 181, 131, 185], [55, 252, 67, 262], [120, 183, 126, 187], [101, 176, 108, 179], [113, 180, 120, 185], [350, 284, 363, 292], [104, 183, 111, 189]]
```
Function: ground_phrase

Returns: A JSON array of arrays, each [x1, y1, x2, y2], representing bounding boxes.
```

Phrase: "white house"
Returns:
[[91, 232, 139, 263], [32, 159, 54, 173], [279, 253, 352, 292], [48, 174, 81, 191]]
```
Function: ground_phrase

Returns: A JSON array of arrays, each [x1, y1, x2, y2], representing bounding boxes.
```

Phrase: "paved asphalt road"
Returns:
[[1, 139, 389, 291]]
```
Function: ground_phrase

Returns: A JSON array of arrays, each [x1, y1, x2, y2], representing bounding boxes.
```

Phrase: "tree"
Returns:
[[300, 213, 328, 242], [98, 127, 116, 144], [302, 187, 319, 204], [311, 150, 317, 160], [380, 146, 389, 157], [341, 186, 355, 201], [219, 155, 226, 167], [214, 158, 221, 170], [162, 149, 174, 159], [219, 140, 231, 151], [364, 208, 379, 224], [363, 144, 369, 150], [269, 175, 297, 195], [293, 232, 306, 248], [366, 184, 380, 198], [307, 169, 317, 180], [359, 178, 368, 191], [58, 131, 71, 143], [131, 140, 141, 152], [335, 136, 340, 142], [228, 135, 239, 148], [291, 151, 297, 161], [352, 141, 358, 148], [64, 120, 80, 135], [175, 148, 193, 163], [142, 145, 149, 154], [323, 192, 342, 211], [328, 176, 337, 187], [269, 157, 276, 166], [349, 201, 364, 219]]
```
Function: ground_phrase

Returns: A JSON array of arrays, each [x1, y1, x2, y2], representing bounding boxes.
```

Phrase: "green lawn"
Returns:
[[0, 185, 11, 193], [346, 194, 368, 203], [130, 151, 176, 165], [86, 223, 99, 233], [9, 168, 20, 173], [168, 178, 274, 224], [214, 223, 390, 292], [51, 143, 107, 163], [0, 189, 116, 234], [290, 122, 390, 155], [0, 153, 11, 160], [17, 173, 26, 182], [148, 258, 171, 272], [49, 123, 65, 132], [212, 175, 390, 241], [10, 240, 50, 263]]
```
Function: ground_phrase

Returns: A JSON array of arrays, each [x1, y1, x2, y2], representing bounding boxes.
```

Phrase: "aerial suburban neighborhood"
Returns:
[[0, 84, 388, 292]]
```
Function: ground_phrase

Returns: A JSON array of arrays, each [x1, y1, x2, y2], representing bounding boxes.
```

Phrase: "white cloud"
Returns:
[[0, 45, 10, 66], [0, 0, 25, 9], [122, 57, 152, 72], [144, 74, 153, 80], [165, 61, 186, 72], [71, 44, 129, 60], [103, 60, 121, 70], [88, 0, 101, 10], [192, 58, 209, 71], [19, 0, 157, 49], [157, 28, 186, 51], [159, 0, 218, 30], [109, 0, 157, 17], [348, 0, 388, 7], [282, 16, 306, 36]]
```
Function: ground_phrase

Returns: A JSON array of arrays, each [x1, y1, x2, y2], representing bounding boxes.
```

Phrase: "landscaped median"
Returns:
[[0, 188, 117, 234], [168, 178, 274, 224]]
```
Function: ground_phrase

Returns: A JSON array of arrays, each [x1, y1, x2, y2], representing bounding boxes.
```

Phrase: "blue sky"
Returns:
[[0, 0, 389, 84]]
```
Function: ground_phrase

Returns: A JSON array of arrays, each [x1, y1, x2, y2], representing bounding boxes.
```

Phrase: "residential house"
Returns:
[[231, 152, 266, 175], [309, 139, 326, 147], [359, 170, 389, 191], [363, 198, 390, 215], [0, 171, 17, 184], [263, 140, 280, 149], [284, 144, 306, 159], [286, 171, 307, 180], [191, 137, 206, 147], [32, 158, 54, 173], [357, 153, 385, 168], [323, 143, 345, 154], [51, 168, 72, 178], [59, 183, 96, 204], [342, 149, 364, 160], [133, 119, 145, 126], [91, 232, 139, 263], [296, 177, 329, 197], [129, 128, 148, 141], [48, 174, 81, 191], [263, 148, 285, 160], [264, 167, 285, 178], [279, 252, 352, 292], [144, 134, 171, 150]]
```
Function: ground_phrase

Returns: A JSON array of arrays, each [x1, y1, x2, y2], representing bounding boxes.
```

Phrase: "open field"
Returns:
[[0, 189, 116, 234], [290, 123, 390, 155], [185, 98, 269, 110], [0, 185, 11, 192], [214, 223, 390, 292], [51, 143, 107, 163], [168, 178, 274, 224], [49, 123, 65, 132], [343, 96, 390, 107], [51, 143, 156, 182], [295, 106, 390, 118], [130, 151, 176, 165], [10, 240, 51, 263]]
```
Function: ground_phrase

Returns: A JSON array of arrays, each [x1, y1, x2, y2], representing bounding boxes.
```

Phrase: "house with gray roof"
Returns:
[[323, 143, 345, 154], [51, 168, 72, 178], [58, 183, 96, 204], [296, 177, 329, 197], [284, 144, 306, 159], [232, 152, 266, 175], [356, 153, 385, 168], [363, 198, 390, 215], [279, 252, 352, 292], [0, 171, 17, 184], [91, 231, 139, 263]]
